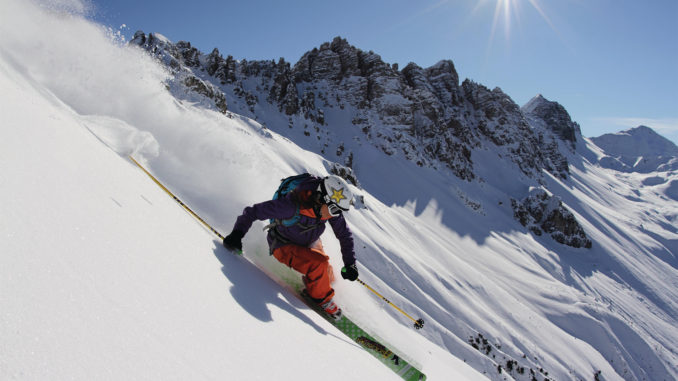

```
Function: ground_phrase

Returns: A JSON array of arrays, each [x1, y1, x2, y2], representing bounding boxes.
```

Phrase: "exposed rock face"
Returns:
[[130, 31, 228, 114], [511, 188, 592, 248], [326, 162, 360, 187], [462, 81, 561, 179], [129, 32, 591, 246], [521, 94, 583, 179], [182, 76, 227, 113], [522, 94, 581, 144], [205, 48, 237, 84], [287, 40, 574, 181], [129, 33, 578, 183]]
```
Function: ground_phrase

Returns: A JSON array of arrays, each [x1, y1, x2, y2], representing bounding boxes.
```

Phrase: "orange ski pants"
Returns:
[[272, 240, 335, 304]]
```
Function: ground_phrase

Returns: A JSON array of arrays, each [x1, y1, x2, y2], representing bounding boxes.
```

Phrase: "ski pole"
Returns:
[[129, 156, 225, 240], [356, 278, 424, 330]]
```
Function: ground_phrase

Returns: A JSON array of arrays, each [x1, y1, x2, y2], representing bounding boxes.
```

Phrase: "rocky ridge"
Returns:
[[130, 34, 578, 180], [129, 32, 591, 248]]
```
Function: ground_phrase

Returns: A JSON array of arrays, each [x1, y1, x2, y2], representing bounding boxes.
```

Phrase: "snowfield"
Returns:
[[2, 1, 677, 380]]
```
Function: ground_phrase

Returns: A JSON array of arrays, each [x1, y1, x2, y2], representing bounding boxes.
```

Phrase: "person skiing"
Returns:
[[222, 174, 358, 319]]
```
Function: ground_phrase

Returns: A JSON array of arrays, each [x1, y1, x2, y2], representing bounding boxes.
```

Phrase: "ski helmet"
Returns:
[[319, 175, 353, 216]]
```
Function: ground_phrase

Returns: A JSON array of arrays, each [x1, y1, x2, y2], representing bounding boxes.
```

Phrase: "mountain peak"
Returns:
[[620, 125, 671, 141], [592, 125, 678, 156], [522, 94, 581, 144], [522, 94, 547, 113], [591, 125, 678, 172]]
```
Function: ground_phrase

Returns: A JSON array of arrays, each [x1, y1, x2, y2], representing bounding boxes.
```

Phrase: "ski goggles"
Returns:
[[327, 202, 347, 217]]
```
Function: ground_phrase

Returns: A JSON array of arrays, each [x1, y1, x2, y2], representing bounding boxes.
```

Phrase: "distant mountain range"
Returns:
[[591, 125, 678, 172]]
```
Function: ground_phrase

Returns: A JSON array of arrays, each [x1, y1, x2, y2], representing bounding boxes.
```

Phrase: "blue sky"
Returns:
[[89, 0, 678, 144]]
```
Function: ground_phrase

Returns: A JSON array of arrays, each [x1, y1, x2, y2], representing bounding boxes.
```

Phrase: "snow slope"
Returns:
[[0, 1, 483, 380], [2, 1, 678, 381], [0, 38, 402, 381]]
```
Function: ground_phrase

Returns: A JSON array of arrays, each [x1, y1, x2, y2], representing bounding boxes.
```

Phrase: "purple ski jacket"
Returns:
[[232, 177, 356, 266]]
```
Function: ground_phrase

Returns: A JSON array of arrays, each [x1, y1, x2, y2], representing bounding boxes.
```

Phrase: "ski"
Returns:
[[227, 246, 426, 380], [294, 284, 427, 381]]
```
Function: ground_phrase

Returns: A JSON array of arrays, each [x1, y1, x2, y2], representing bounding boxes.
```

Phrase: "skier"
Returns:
[[222, 174, 358, 319]]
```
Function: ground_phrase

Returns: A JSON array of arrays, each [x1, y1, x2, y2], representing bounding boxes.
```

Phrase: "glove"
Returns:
[[223, 230, 245, 253], [341, 263, 359, 281]]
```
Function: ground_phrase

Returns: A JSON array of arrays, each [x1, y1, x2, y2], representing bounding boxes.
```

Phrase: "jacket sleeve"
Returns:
[[232, 195, 297, 235], [329, 214, 356, 266]]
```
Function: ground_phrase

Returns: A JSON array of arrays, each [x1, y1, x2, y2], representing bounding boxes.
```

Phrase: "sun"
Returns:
[[484, 0, 559, 49]]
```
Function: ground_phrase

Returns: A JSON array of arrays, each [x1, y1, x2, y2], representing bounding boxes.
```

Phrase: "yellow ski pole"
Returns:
[[356, 278, 424, 330], [129, 156, 225, 240]]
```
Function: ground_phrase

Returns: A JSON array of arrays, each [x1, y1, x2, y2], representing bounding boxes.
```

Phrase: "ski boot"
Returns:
[[301, 287, 343, 320], [320, 298, 342, 320]]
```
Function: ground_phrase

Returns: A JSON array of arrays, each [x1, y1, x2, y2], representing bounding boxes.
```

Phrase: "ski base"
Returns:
[[296, 286, 426, 381]]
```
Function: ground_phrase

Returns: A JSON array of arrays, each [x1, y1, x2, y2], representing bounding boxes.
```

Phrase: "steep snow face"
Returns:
[[0, 67, 408, 381], [0, 2, 485, 380], [591, 126, 678, 172], [3, 2, 678, 381]]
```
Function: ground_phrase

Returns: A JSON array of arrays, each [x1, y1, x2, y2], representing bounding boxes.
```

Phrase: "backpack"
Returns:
[[269, 173, 317, 228]]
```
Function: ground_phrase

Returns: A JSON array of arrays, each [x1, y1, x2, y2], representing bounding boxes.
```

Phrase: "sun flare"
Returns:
[[484, 0, 560, 51]]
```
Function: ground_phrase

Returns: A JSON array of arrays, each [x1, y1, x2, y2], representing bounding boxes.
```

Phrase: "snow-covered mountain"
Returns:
[[2, 1, 678, 381], [591, 125, 678, 173], [130, 32, 594, 249], [130, 33, 575, 182]]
